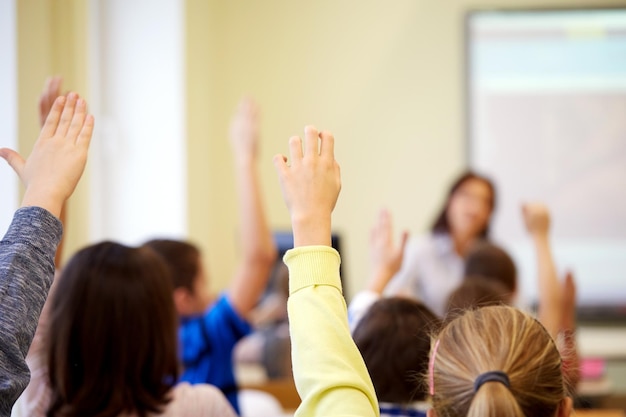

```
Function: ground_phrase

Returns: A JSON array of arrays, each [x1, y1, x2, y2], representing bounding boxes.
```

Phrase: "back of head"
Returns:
[[353, 297, 440, 403], [143, 239, 200, 291], [47, 242, 179, 417], [446, 275, 511, 315], [464, 240, 517, 293], [429, 305, 565, 417]]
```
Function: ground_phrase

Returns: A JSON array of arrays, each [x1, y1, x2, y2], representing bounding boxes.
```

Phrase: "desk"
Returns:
[[575, 410, 625, 417]]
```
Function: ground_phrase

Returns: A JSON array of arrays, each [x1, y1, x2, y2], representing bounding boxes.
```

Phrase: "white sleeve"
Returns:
[[348, 291, 381, 333]]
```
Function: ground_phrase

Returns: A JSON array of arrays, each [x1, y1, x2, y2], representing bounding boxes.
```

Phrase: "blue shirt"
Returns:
[[179, 294, 252, 414], [379, 402, 429, 417]]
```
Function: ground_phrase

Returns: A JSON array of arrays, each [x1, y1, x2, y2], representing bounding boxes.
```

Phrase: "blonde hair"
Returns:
[[429, 306, 566, 417]]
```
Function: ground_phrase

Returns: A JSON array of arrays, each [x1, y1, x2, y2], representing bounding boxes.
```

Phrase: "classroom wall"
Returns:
[[185, 0, 626, 297], [14, 0, 625, 296]]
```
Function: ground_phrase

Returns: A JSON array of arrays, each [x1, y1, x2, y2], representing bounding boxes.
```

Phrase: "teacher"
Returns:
[[385, 171, 496, 316]]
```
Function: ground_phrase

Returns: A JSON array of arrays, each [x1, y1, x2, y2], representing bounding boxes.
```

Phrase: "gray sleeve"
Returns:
[[0, 207, 62, 416]]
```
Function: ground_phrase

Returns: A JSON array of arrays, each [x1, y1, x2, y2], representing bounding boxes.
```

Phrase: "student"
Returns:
[[385, 172, 496, 316], [347, 209, 439, 416], [273, 125, 379, 416], [144, 98, 277, 414], [0, 93, 94, 416], [17, 242, 236, 417], [427, 305, 573, 417], [353, 298, 439, 417]]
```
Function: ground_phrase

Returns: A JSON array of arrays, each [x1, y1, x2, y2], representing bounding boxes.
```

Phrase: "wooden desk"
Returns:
[[575, 410, 625, 417]]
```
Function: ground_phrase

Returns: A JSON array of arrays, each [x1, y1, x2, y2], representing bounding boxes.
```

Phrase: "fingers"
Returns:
[[304, 125, 318, 156], [0, 148, 25, 179], [55, 92, 79, 137], [77, 114, 95, 148], [319, 130, 335, 158], [40, 96, 67, 138], [399, 230, 409, 252], [288, 136, 303, 162], [66, 98, 87, 142]]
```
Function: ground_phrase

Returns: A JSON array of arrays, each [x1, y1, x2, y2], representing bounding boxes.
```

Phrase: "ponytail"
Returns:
[[468, 381, 524, 417], [428, 306, 566, 417]]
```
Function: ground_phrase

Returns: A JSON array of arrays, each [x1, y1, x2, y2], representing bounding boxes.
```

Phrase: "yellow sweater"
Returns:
[[284, 246, 379, 417]]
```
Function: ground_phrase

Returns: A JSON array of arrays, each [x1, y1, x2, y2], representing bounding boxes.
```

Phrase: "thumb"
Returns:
[[0, 148, 25, 180]]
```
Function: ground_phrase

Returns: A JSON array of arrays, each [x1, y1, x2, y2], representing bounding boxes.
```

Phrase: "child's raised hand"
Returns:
[[368, 209, 408, 293], [38, 76, 63, 128], [0, 93, 94, 218], [273, 126, 341, 247], [522, 203, 551, 238], [229, 97, 259, 162]]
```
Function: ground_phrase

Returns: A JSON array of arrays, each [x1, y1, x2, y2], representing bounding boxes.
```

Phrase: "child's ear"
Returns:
[[173, 287, 193, 316], [557, 397, 573, 417], [427, 408, 437, 417]]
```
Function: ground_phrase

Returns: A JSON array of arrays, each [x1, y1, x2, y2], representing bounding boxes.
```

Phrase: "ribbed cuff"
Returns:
[[283, 246, 341, 295]]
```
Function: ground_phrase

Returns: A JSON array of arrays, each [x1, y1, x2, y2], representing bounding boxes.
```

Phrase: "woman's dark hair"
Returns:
[[143, 239, 201, 292], [353, 298, 440, 403], [46, 242, 179, 417], [431, 171, 496, 238], [464, 240, 517, 293]]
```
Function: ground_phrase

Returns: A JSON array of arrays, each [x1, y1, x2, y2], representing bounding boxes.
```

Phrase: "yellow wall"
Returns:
[[17, 0, 626, 295], [17, 0, 89, 264]]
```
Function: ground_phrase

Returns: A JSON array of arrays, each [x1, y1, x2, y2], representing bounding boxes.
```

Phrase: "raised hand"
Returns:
[[273, 126, 341, 247], [38, 76, 63, 128], [368, 209, 409, 293], [522, 203, 550, 238], [0, 93, 94, 218], [229, 97, 259, 163]]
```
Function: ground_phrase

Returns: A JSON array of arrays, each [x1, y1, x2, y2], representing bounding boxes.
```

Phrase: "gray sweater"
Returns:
[[0, 207, 61, 416]]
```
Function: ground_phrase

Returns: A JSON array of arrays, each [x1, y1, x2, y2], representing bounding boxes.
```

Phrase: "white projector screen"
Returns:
[[467, 8, 626, 307]]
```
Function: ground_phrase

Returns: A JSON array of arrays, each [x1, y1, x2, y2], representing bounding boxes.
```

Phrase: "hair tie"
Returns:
[[474, 371, 510, 392]]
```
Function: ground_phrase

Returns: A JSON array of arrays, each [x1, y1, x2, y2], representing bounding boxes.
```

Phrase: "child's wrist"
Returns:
[[21, 188, 64, 219], [291, 213, 332, 247]]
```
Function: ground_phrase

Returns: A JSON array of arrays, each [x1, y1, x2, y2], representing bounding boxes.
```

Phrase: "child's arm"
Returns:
[[348, 209, 408, 331], [227, 98, 277, 317], [0, 94, 94, 414], [522, 203, 561, 338], [275, 126, 378, 417], [561, 271, 580, 388]]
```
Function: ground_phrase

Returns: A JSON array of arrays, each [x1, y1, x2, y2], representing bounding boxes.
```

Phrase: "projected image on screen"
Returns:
[[467, 9, 626, 308]]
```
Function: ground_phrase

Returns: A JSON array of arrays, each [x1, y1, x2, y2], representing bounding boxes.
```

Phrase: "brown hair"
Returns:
[[143, 239, 201, 292], [429, 306, 566, 417], [431, 171, 496, 238], [353, 298, 440, 403], [464, 240, 517, 293], [46, 242, 179, 417], [446, 275, 510, 314]]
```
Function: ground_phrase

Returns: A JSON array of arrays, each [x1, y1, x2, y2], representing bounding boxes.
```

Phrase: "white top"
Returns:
[[384, 233, 464, 317]]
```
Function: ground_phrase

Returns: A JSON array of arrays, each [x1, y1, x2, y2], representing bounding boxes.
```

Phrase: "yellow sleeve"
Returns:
[[284, 246, 379, 417]]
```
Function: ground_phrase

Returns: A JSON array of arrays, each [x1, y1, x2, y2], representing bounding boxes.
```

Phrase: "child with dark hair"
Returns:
[[353, 298, 439, 417], [18, 242, 236, 417], [347, 210, 440, 416], [0, 92, 93, 416], [143, 99, 277, 414], [446, 275, 510, 312]]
